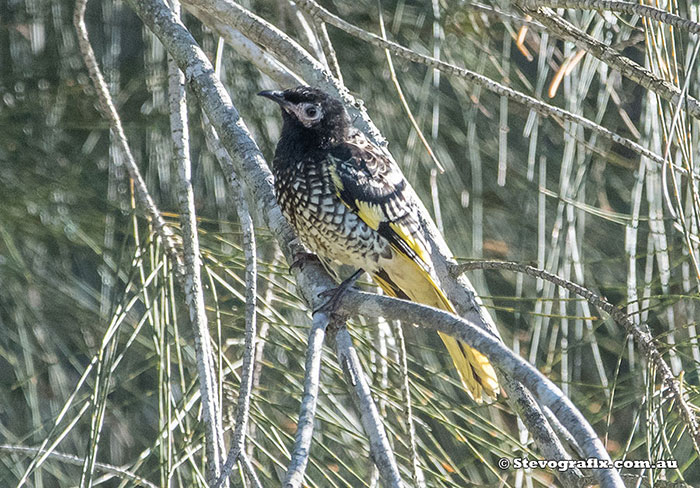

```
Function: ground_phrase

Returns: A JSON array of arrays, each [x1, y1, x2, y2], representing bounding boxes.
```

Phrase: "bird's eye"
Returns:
[[296, 103, 322, 126]]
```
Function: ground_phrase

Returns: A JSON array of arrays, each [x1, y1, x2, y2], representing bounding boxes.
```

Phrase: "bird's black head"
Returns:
[[258, 86, 350, 148]]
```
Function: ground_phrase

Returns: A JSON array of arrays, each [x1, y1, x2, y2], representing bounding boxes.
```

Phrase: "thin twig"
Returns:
[[498, 371, 584, 487], [248, 245, 279, 459], [1, 444, 158, 488], [203, 114, 259, 488], [314, 20, 343, 83], [332, 324, 405, 488], [294, 0, 671, 170], [76, 0, 226, 482], [541, 405, 586, 458], [451, 259, 700, 456], [336, 290, 624, 488], [238, 452, 264, 488], [287, 1, 327, 66], [186, 5, 303, 86], [521, 0, 700, 36], [207, 37, 259, 488], [74, 0, 182, 273], [390, 321, 425, 488], [519, 6, 700, 120], [167, 0, 225, 481], [377, 1, 444, 173], [461, 1, 546, 29], [283, 311, 331, 488]]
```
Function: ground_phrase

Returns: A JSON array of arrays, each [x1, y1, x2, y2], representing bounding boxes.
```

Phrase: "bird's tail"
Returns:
[[373, 257, 499, 403]]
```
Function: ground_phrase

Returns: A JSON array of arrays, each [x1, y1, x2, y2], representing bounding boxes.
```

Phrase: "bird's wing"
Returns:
[[326, 132, 432, 273], [326, 133, 499, 402]]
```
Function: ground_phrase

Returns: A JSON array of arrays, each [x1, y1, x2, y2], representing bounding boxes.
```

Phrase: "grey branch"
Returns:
[[332, 324, 404, 488], [452, 259, 700, 456], [76, 0, 225, 481], [463, 2, 546, 29], [498, 372, 584, 487], [520, 0, 700, 36], [202, 114, 260, 488], [283, 311, 330, 488], [294, 0, 668, 169], [167, 2, 225, 481], [239, 452, 264, 488], [1, 444, 158, 488], [519, 5, 700, 120], [391, 321, 426, 488], [336, 290, 624, 488]]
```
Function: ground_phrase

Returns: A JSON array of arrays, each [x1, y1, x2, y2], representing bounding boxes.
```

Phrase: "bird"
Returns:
[[258, 85, 499, 403]]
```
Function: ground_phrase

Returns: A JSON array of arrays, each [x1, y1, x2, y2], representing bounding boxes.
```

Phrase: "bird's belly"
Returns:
[[286, 199, 391, 273]]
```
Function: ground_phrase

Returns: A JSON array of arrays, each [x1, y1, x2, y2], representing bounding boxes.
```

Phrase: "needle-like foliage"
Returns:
[[0, 1, 699, 487]]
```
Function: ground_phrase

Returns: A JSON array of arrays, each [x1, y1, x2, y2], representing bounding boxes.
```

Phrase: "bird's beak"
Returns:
[[257, 90, 287, 106]]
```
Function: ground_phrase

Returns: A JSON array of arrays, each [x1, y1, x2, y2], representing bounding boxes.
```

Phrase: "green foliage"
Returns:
[[0, 0, 698, 486]]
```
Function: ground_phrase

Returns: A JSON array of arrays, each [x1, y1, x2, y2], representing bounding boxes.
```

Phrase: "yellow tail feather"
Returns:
[[372, 252, 499, 402]]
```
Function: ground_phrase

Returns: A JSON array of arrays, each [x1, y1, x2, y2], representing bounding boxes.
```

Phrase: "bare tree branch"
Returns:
[[518, 5, 700, 120], [391, 321, 426, 488], [293, 0, 672, 169], [167, 2, 225, 481], [1, 444, 158, 488], [331, 324, 404, 488], [238, 452, 263, 488], [202, 112, 260, 488], [336, 290, 624, 488], [521, 0, 700, 36], [283, 310, 331, 488], [452, 259, 700, 456]]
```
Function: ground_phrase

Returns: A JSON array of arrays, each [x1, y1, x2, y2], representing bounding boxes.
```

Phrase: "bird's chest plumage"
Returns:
[[273, 157, 390, 271]]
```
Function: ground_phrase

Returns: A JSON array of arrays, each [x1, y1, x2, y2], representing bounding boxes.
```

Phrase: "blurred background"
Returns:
[[0, 0, 698, 486]]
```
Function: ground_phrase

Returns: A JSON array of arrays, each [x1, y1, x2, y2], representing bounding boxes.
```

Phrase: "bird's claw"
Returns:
[[314, 269, 363, 316]]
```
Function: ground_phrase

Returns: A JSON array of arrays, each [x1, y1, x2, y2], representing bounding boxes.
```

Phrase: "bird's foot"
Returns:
[[315, 269, 364, 316], [289, 252, 320, 274]]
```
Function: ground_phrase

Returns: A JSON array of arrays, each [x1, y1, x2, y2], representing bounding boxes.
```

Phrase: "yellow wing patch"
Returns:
[[373, 273, 399, 298], [328, 163, 344, 192], [355, 201, 384, 230], [388, 222, 431, 267]]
